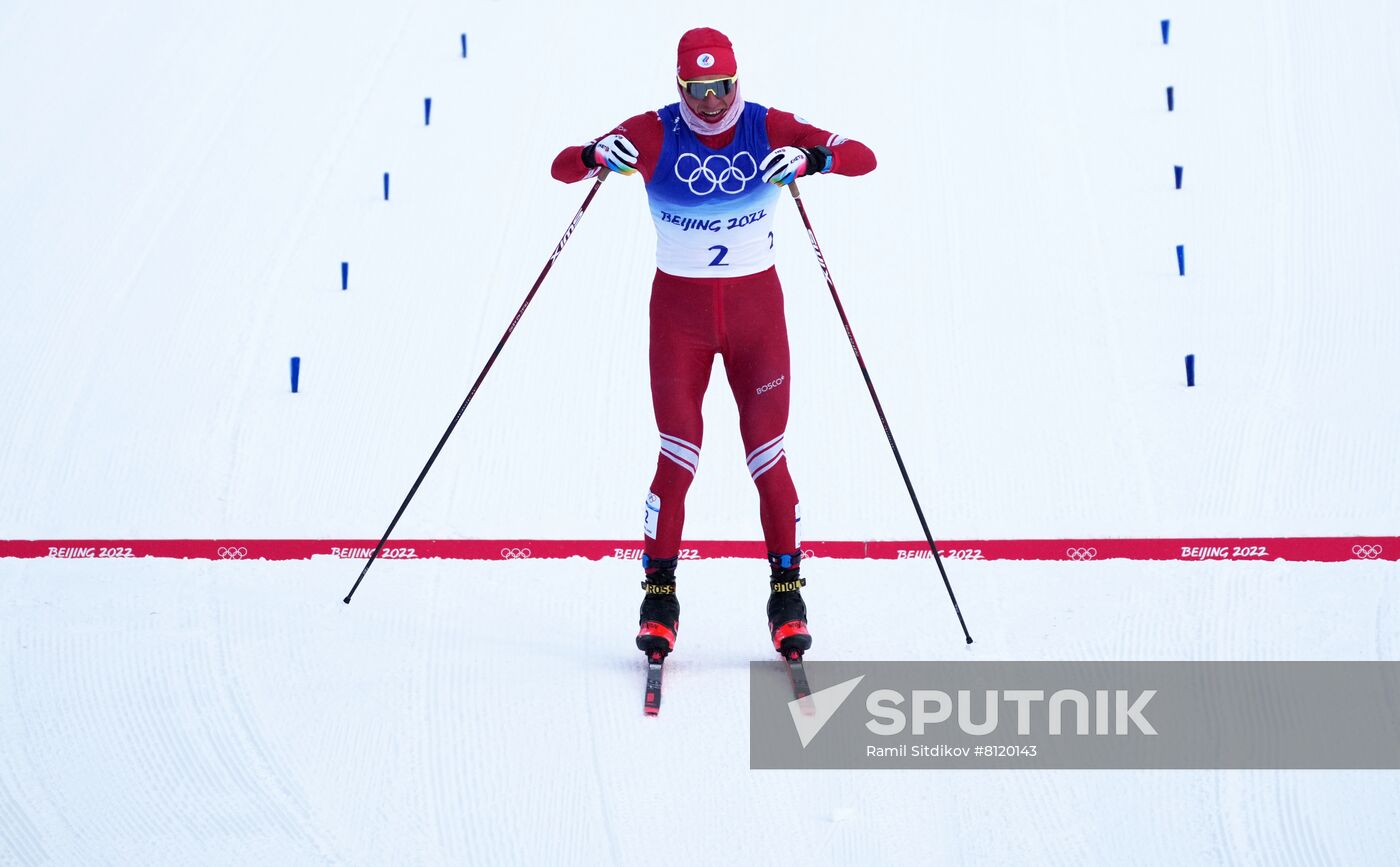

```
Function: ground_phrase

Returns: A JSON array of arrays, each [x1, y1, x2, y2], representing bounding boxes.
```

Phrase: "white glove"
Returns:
[[590, 134, 639, 175], [759, 146, 809, 186]]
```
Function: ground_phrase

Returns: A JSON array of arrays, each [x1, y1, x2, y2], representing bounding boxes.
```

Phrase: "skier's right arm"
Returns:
[[550, 112, 664, 183]]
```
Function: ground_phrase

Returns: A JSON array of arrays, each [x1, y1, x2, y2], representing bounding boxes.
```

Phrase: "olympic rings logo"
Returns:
[[1352, 544, 1382, 560], [673, 151, 758, 196], [218, 546, 248, 560], [1066, 547, 1098, 561], [500, 547, 532, 560], [801, 548, 815, 561]]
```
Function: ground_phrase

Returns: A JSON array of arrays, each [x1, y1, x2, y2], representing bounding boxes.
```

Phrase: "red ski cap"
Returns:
[[676, 27, 737, 80]]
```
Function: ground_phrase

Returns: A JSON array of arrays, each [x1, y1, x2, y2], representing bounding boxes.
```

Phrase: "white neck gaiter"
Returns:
[[677, 82, 745, 137]]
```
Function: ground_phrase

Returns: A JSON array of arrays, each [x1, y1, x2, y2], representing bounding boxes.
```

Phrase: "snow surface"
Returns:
[[8, 560, 1400, 862], [5, 558, 1400, 865], [3, 0, 1399, 863]]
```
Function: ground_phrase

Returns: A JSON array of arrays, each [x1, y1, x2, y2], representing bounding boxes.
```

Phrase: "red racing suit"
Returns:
[[552, 103, 876, 563]]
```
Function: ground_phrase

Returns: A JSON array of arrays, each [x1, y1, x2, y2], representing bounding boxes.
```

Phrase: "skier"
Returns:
[[551, 27, 876, 661]]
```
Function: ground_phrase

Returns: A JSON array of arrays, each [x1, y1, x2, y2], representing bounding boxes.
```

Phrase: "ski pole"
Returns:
[[786, 180, 973, 644], [344, 171, 609, 604]]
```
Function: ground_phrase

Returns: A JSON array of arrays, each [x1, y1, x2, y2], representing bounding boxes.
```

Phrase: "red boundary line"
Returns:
[[2, 537, 1394, 563]]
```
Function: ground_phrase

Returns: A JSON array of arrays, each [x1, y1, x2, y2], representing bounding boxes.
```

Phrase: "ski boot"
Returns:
[[767, 551, 812, 657], [636, 556, 679, 659]]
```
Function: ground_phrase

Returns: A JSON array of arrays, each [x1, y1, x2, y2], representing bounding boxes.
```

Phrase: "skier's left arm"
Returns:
[[758, 109, 877, 185]]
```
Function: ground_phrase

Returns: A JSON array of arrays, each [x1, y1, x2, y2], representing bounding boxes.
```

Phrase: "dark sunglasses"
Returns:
[[678, 76, 736, 99]]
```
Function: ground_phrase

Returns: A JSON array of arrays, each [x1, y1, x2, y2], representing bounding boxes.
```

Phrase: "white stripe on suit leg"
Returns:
[[660, 431, 701, 455], [660, 449, 697, 475], [751, 449, 785, 481], [746, 438, 784, 476], [744, 431, 789, 465], [659, 434, 700, 471]]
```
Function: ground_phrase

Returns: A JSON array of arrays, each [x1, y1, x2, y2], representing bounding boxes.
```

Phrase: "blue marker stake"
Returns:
[[461, 33, 468, 58], [1161, 19, 1170, 45], [425, 97, 432, 125], [341, 261, 348, 291], [1174, 165, 1184, 189], [291, 356, 301, 393], [1167, 86, 1175, 111], [383, 172, 390, 201], [1176, 244, 1186, 276], [1185, 354, 1196, 387]]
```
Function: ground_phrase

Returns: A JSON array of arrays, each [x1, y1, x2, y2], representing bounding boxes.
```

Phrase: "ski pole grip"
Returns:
[[788, 180, 801, 199]]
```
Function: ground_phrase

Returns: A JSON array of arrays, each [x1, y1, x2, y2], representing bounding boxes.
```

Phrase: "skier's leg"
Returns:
[[637, 271, 717, 655], [722, 268, 800, 556], [722, 268, 810, 654], [644, 271, 717, 567]]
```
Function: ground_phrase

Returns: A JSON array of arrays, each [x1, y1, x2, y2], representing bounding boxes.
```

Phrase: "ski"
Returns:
[[783, 649, 814, 708], [643, 651, 665, 716]]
